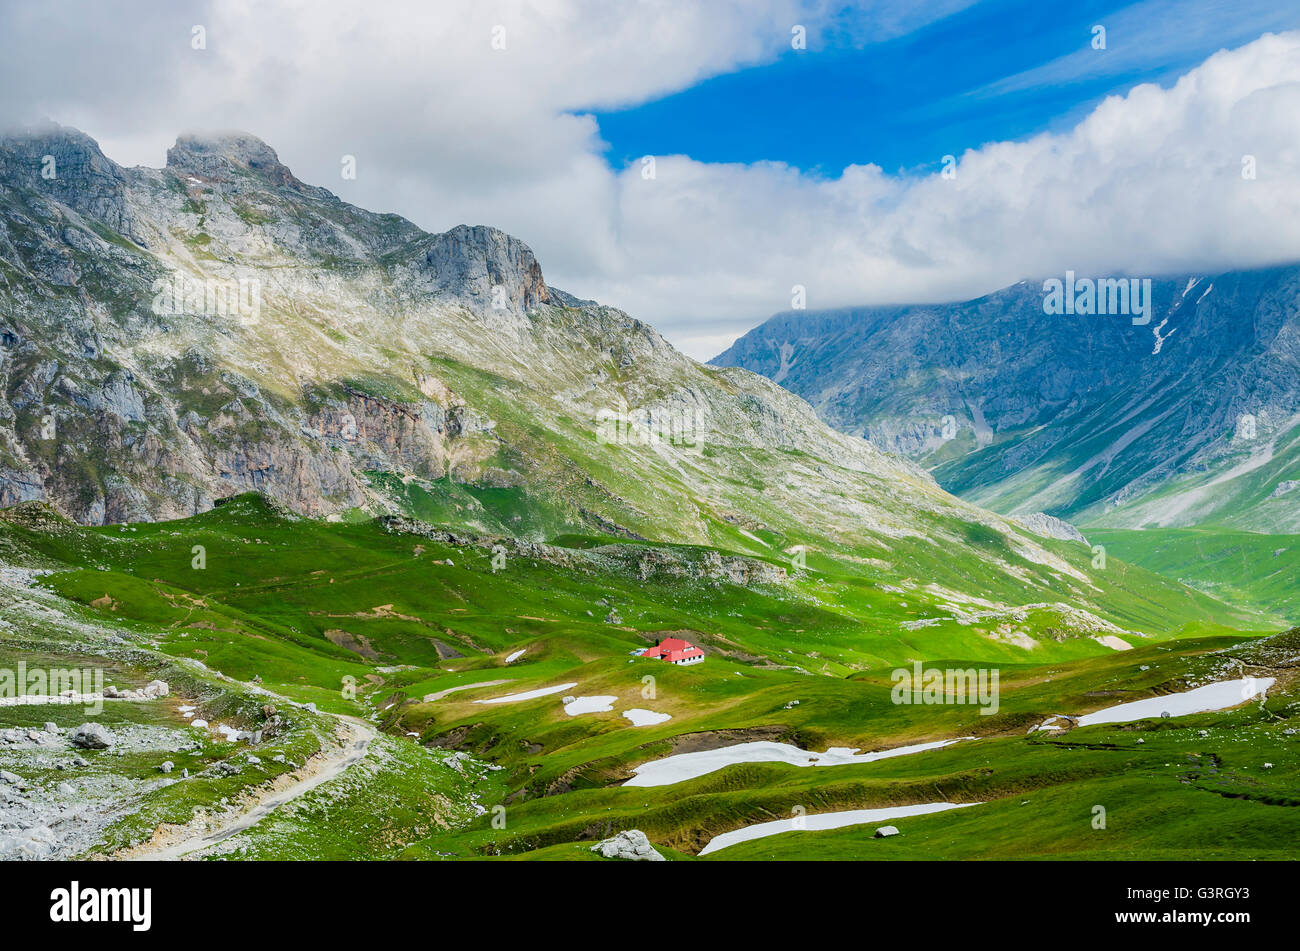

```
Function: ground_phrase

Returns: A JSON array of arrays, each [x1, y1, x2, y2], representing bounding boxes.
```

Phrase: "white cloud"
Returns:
[[581, 31, 1300, 357], [1, 3, 1298, 360]]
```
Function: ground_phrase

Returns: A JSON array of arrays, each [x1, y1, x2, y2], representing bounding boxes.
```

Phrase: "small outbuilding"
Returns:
[[641, 636, 704, 665]]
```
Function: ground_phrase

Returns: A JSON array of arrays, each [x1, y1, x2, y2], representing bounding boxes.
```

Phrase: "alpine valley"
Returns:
[[0, 125, 1296, 862]]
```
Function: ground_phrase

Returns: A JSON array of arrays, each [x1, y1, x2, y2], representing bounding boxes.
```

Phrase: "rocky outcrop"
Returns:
[[590, 829, 665, 861], [1013, 512, 1088, 545], [414, 224, 549, 316], [0, 122, 136, 240], [166, 132, 336, 200], [70, 723, 115, 750]]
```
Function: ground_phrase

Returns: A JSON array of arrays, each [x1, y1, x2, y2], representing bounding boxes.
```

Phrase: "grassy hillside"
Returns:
[[1, 495, 1294, 860], [1089, 527, 1300, 628]]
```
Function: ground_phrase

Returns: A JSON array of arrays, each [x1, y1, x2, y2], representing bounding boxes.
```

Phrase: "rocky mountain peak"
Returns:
[[165, 131, 331, 198], [0, 121, 135, 237]]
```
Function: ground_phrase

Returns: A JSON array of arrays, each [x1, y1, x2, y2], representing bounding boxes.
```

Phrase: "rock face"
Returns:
[[0, 123, 1111, 606], [0, 826, 55, 860], [590, 829, 666, 861], [70, 723, 114, 749], [1013, 513, 1088, 546], [713, 270, 1300, 531], [166, 132, 334, 199]]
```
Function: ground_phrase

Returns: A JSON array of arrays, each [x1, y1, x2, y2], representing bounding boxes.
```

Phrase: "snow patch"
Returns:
[[1077, 677, 1273, 727], [473, 682, 578, 704], [622, 708, 672, 727], [625, 737, 970, 788], [564, 695, 617, 716], [699, 801, 980, 855]]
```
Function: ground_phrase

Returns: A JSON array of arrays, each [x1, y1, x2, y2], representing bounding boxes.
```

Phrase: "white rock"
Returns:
[[70, 722, 114, 749], [590, 829, 665, 862], [874, 825, 900, 838]]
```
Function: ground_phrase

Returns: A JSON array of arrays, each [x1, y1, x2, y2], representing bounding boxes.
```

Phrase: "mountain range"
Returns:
[[712, 268, 1300, 532]]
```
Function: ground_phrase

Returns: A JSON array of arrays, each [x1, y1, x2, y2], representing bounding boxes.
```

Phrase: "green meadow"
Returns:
[[0, 496, 1294, 860]]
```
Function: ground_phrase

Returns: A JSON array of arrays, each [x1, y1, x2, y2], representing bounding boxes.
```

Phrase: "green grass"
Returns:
[[1090, 526, 1300, 627], [0, 495, 1294, 861]]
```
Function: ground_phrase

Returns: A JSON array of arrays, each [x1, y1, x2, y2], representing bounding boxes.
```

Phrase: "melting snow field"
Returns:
[[564, 695, 617, 716], [698, 801, 980, 856], [1076, 677, 1274, 727], [622, 709, 672, 726], [473, 682, 578, 704], [504, 649, 526, 664], [624, 737, 970, 788]]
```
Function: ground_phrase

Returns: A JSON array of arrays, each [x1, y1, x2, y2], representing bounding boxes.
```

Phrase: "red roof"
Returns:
[[642, 637, 701, 660]]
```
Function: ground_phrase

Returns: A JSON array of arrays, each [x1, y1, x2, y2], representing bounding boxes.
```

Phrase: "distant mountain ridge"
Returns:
[[712, 267, 1300, 531]]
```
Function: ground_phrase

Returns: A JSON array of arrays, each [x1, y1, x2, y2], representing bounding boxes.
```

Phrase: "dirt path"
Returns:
[[128, 716, 376, 861]]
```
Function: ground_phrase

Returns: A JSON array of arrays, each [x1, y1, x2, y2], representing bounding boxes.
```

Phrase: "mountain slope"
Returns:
[[712, 269, 1300, 531], [0, 123, 1138, 601]]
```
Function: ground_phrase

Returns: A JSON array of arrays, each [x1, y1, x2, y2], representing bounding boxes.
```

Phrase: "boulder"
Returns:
[[43, 722, 58, 734], [142, 680, 169, 699], [0, 769, 23, 785], [590, 830, 666, 862], [70, 722, 115, 749], [0, 826, 55, 860], [159, 761, 174, 773], [874, 825, 900, 838]]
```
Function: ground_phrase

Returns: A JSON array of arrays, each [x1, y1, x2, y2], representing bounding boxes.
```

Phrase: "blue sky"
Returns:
[[589, 0, 1300, 177]]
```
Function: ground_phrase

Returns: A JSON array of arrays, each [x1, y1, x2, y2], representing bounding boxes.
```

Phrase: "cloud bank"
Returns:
[[1, 2, 1297, 358]]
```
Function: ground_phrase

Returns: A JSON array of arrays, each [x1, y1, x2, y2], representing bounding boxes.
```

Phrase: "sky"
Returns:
[[2, 0, 1300, 359]]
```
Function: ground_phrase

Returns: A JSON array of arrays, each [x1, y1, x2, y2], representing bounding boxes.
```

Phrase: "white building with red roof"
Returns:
[[641, 636, 704, 665]]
